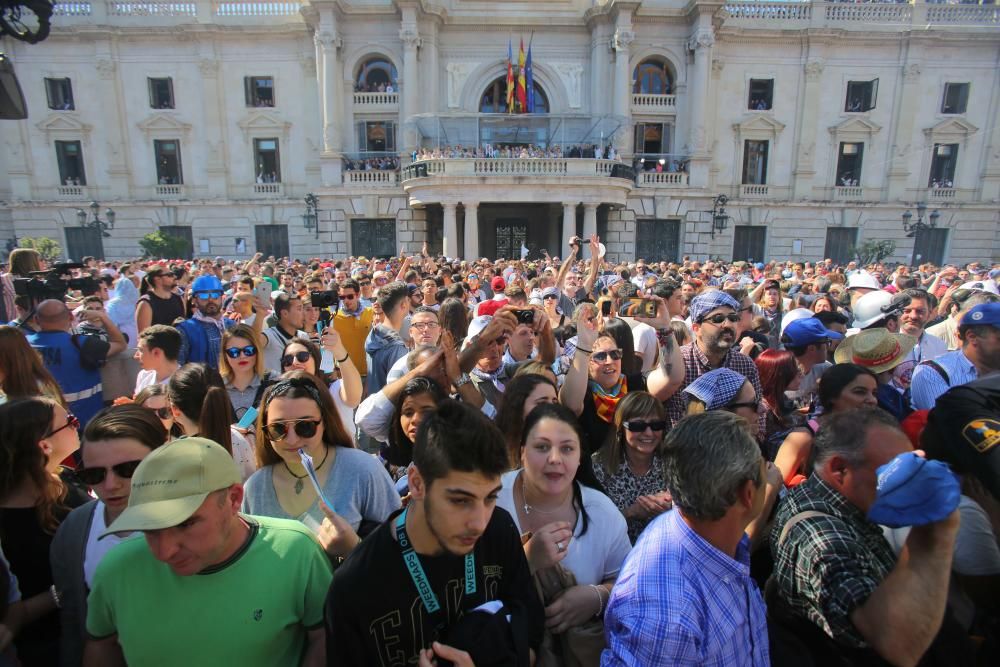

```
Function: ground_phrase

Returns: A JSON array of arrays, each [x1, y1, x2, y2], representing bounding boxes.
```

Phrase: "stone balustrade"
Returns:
[[631, 94, 677, 113], [252, 182, 283, 195], [52, 0, 305, 20], [345, 170, 400, 187], [154, 184, 184, 197], [721, 1, 998, 28], [402, 158, 636, 181], [638, 171, 688, 187], [109, 2, 197, 17], [352, 92, 399, 107], [741, 184, 770, 198], [834, 185, 865, 200], [56, 185, 87, 198]]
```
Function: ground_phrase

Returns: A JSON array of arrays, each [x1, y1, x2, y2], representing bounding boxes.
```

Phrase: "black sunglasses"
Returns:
[[700, 313, 741, 325], [728, 401, 760, 412], [46, 413, 80, 438], [263, 419, 321, 441], [282, 351, 312, 367], [225, 345, 257, 359], [77, 460, 143, 486], [151, 406, 172, 420], [623, 419, 666, 433], [591, 349, 623, 362]]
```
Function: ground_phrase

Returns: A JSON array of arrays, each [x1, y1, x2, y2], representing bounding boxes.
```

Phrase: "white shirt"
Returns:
[[497, 470, 631, 586], [329, 378, 356, 436], [84, 502, 129, 588], [133, 368, 167, 394], [629, 320, 658, 374]]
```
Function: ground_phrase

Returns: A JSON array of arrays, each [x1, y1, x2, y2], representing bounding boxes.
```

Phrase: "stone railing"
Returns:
[[154, 184, 184, 197], [638, 171, 688, 187], [721, 1, 998, 28], [834, 185, 865, 200], [52, 0, 307, 20], [252, 182, 283, 195], [345, 170, 400, 187], [56, 185, 87, 198], [928, 187, 956, 200], [402, 158, 636, 182], [631, 94, 677, 112], [353, 92, 399, 107], [213, 1, 299, 16], [741, 184, 770, 198], [109, 1, 197, 16], [54, 1, 93, 15]]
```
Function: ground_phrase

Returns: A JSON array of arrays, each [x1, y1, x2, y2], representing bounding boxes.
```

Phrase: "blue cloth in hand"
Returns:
[[867, 452, 960, 528]]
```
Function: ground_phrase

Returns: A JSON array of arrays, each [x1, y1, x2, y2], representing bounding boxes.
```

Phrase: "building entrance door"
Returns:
[[65, 227, 105, 260], [255, 224, 289, 259], [495, 219, 527, 260]]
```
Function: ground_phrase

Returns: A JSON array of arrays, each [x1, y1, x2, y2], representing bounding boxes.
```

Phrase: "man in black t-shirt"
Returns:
[[325, 400, 543, 667]]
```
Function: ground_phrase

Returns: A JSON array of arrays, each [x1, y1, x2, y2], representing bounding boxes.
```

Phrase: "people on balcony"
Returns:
[[343, 157, 400, 172], [411, 143, 621, 161]]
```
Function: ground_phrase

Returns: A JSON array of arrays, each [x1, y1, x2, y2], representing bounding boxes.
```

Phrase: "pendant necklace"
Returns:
[[282, 446, 330, 494], [518, 473, 563, 516]]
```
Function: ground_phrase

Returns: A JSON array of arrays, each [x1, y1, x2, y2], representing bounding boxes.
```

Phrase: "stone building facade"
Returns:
[[1, 0, 998, 265]]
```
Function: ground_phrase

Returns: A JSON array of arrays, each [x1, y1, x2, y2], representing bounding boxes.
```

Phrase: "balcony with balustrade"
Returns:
[[51, 0, 305, 24], [344, 170, 400, 188], [352, 91, 399, 112], [631, 94, 677, 115], [719, 1, 999, 30]]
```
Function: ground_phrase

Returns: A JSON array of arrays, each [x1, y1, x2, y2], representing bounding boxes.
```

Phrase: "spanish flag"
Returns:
[[505, 39, 515, 113], [516, 38, 527, 113]]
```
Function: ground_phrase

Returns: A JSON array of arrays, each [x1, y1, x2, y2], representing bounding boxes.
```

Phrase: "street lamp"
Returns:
[[302, 193, 319, 239], [76, 201, 115, 238], [901, 202, 940, 237], [710, 194, 729, 238]]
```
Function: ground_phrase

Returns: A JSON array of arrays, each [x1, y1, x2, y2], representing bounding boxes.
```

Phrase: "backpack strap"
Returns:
[[919, 359, 950, 385], [777, 510, 832, 547]]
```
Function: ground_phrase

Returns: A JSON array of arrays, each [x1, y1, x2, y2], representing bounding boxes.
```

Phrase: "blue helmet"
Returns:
[[191, 275, 224, 294]]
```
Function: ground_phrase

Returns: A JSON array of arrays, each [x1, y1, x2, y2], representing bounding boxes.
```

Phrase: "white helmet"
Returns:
[[847, 271, 881, 291], [779, 308, 814, 338], [959, 280, 1000, 296], [851, 290, 896, 329]]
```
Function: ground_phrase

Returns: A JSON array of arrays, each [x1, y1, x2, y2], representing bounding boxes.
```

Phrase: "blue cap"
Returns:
[[754, 262, 765, 270], [960, 302, 1000, 328], [682, 368, 749, 410], [783, 317, 844, 347], [989, 268, 1000, 281], [867, 452, 960, 528], [191, 275, 224, 294]]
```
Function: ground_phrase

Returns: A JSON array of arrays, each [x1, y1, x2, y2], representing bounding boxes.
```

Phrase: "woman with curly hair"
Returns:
[[0, 397, 88, 666]]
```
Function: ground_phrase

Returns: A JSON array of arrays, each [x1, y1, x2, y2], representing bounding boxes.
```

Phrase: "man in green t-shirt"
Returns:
[[83, 438, 332, 666]]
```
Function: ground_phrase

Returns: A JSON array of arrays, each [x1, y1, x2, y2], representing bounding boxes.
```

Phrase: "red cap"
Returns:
[[477, 298, 508, 317], [490, 276, 506, 291]]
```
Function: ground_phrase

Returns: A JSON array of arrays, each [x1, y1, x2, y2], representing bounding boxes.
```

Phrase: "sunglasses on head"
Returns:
[[77, 460, 144, 486], [591, 349, 623, 362], [225, 345, 257, 359], [282, 351, 312, 367], [46, 413, 79, 438], [263, 419, 321, 441], [623, 419, 666, 433], [195, 291, 222, 300], [700, 313, 741, 325]]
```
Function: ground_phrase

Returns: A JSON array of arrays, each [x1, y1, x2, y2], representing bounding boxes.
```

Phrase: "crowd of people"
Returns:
[[342, 157, 401, 172], [0, 239, 998, 666]]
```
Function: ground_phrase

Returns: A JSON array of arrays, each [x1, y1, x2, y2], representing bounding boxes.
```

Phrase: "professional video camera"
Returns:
[[13, 262, 99, 301]]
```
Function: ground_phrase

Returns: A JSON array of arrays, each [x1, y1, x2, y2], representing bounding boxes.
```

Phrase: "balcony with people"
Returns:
[[631, 58, 677, 115], [353, 57, 399, 111]]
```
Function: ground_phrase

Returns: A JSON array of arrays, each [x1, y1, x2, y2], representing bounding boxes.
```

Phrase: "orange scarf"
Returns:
[[590, 375, 627, 424]]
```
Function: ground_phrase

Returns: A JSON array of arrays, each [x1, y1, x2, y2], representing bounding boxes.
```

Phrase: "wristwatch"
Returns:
[[454, 373, 472, 389]]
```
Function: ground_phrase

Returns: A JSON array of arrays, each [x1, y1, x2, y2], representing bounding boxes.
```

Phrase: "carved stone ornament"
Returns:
[[611, 29, 635, 52], [198, 60, 219, 78], [711, 59, 725, 76], [688, 30, 714, 52], [314, 32, 340, 51], [400, 27, 421, 50], [445, 62, 473, 109], [554, 62, 584, 108], [903, 64, 921, 83], [804, 59, 825, 81], [96, 60, 116, 80]]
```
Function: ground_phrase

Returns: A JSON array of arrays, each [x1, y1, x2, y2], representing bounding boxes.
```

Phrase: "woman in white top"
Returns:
[[497, 403, 631, 635], [50, 404, 168, 666], [167, 363, 256, 480]]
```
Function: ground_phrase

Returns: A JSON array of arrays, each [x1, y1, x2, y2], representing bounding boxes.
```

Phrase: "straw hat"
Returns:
[[834, 328, 917, 374]]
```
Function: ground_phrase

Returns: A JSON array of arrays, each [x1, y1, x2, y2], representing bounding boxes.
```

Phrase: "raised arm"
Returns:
[[321, 327, 362, 408], [559, 312, 598, 416], [582, 234, 601, 298], [554, 242, 579, 293], [636, 297, 685, 401]]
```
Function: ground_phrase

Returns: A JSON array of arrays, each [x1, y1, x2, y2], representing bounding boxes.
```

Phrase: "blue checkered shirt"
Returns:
[[602, 509, 770, 667]]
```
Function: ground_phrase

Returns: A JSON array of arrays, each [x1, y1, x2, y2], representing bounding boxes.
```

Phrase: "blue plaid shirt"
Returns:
[[602, 509, 770, 667]]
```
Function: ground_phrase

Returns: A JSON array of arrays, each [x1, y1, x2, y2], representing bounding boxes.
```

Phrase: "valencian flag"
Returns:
[[516, 38, 528, 112], [505, 39, 515, 113], [525, 36, 535, 113]]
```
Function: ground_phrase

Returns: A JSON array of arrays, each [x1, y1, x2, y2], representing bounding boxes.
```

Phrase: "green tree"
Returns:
[[19, 236, 62, 263], [139, 230, 191, 259], [851, 239, 896, 267]]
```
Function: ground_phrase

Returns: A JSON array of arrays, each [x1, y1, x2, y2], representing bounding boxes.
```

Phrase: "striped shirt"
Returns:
[[909, 348, 979, 410], [602, 509, 770, 667]]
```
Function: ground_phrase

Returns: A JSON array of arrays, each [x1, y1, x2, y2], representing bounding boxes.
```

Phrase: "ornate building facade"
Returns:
[[1, 0, 998, 265]]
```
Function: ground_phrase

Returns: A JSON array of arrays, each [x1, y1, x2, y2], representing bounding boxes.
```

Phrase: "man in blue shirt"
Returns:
[[603, 411, 770, 666], [176, 275, 264, 369]]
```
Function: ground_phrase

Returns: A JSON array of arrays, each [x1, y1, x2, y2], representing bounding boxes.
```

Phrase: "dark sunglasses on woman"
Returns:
[[225, 345, 257, 359], [77, 460, 144, 485], [46, 413, 80, 438], [281, 351, 312, 367], [263, 419, 321, 441], [591, 349, 623, 362], [623, 419, 666, 433], [150, 406, 172, 420]]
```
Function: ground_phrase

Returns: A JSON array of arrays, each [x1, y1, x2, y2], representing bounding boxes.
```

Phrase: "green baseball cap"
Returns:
[[101, 437, 241, 538]]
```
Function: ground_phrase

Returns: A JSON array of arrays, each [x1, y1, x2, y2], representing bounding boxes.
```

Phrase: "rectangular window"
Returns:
[[350, 219, 397, 258], [55, 140, 86, 186], [748, 79, 773, 111], [633, 123, 671, 157], [253, 138, 281, 183], [355, 121, 396, 153], [742, 140, 768, 185], [154, 139, 183, 185], [928, 143, 958, 188], [732, 226, 767, 263], [836, 142, 864, 186], [45, 77, 74, 110], [941, 83, 969, 115], [148, 77, 174, 109], [824, 227, 858, 265], [845, 79, 878, 112], [244, 76, 274, 107]]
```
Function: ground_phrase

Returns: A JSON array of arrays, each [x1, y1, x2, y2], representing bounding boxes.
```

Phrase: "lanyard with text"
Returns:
[[395, 508, 477, 615]]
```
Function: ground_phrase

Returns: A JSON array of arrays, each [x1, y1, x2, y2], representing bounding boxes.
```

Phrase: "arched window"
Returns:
[[479, 76, 548, 113], [356, 57, 398, 92], [633, 59, 673, 95]]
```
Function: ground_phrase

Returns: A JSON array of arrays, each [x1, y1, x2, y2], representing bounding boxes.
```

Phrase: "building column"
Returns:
[[611, 25, 635, 155], [686, 24, 714, 187], [792, 58, 824, 199], [316, 24, 343, 187], [583, 203, 598, 249], [562, 202, 578, 258], [400, 25, 421, 155], [442, 202, 458, 259], [886, 63, 923, 200], [463, 202, 479, 260]]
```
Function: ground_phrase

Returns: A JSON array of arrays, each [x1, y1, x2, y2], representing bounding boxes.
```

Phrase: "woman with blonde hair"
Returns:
[[218, 324, 275, 422]]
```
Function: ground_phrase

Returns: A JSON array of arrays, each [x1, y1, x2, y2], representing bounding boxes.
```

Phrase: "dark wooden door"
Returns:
[[824, 227, 858, 265], [911, 228, 948, 266], [254, 224, 289, 259], [636, 219, 680, 263], [350, 219, 397, 258], [65, 227, 104, 260], [495, 219, 527, 260], [732, 225, 766, 263], [159, 225, 194, 260]]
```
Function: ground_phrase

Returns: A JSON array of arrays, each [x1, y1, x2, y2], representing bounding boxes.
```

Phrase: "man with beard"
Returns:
[[890, 289, 948, 388], [176, 275, 263, 369], [324, 400, 543, 667], [135, 265, 185, 332], [663, 291, 763, 428]]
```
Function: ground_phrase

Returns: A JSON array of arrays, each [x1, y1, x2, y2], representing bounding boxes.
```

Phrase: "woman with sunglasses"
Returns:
[[134, 383, 178, 437], [50, 405, 167, 666], [497, 404, 630, 639], [220, 324, 276, 423], [592, 392, 671, 543], [167, 363, 256, 481], [0, 398, 87, 667], [540, 286, 565, 330], [279, 332, 362, 439], [243, 372, 399, 558]]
